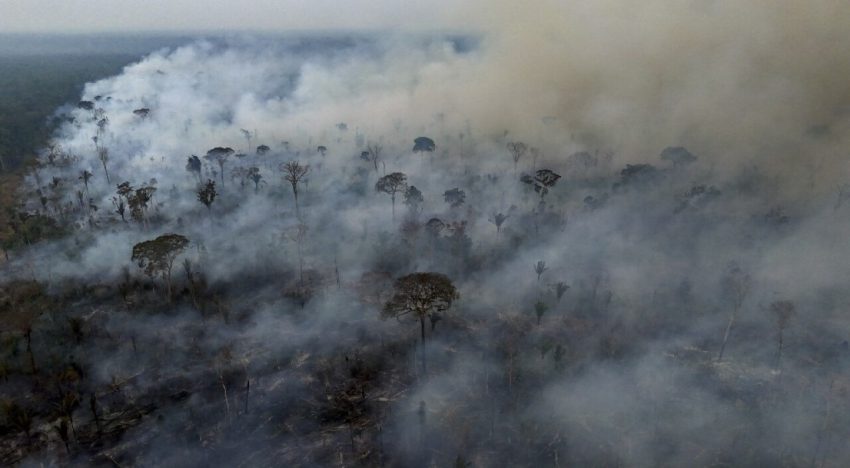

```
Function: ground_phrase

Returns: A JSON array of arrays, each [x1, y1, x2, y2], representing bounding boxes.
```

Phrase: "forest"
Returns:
[[3, 3, 850, 467]]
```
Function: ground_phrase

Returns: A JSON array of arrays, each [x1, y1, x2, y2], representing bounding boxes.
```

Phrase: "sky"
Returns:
[[0, 0, 471, 33]]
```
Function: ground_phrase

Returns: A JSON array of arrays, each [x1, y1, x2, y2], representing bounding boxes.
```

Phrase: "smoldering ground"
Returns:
[[3, 1, 850, 466]]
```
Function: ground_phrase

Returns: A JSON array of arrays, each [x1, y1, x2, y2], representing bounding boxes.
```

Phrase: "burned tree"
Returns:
[[376, 172, 408, 220], [382, 272, 459, 371], [366, 143, 383, 173], [281, 161, 309, 218], [97, 146, 111, 184], [717, 263, 752, 362], [770, 300, 795, 371], [131, 233, 190, 301]]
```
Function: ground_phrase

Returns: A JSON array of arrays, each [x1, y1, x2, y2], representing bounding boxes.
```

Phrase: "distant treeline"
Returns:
[[0, 53, 145, 172]]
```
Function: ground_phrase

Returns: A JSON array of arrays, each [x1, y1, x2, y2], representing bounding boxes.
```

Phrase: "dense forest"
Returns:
[[3, 5, 850, 466]]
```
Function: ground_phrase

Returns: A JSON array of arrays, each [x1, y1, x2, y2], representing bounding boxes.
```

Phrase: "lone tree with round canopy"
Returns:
[[131, 233, 190, 301], [413, 137, 436, 154], [205, 147, 234, 186], [382, 272, 459, 371], [375, 172, 408, 220]]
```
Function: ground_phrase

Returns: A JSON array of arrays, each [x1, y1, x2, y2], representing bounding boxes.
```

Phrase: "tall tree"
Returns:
[[507, 141, 527, 174], [131, 233, 190, 301], [404, 185, 425, 215], [197, 179, 217, 212], [376, 172, 408, 220], [383, 272, 459, 372], [186, 155, 202, 183], [717, 263, 752, 362], [366, 143, 383, 174], [205, 147, 234, 187], [281, 161, 309, 218]]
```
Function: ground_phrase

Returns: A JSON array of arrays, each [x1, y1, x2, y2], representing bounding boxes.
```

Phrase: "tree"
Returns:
[[534, 260, 548, 281], [131, 234, 189, 301], [98, 146, 111, 184], [256, 145, 270, 156], [186, 155, 202, 183], [507, 141, 527, 174], [552, 282, 570, 303], [534, 300, 548, 325], [489, 212, 508, 235], [240, 129, 254, 153], [78, 170, 93, 195], [127, 184, 156, 224], [366, 143, 383, 173], [404, 185, 424, 215], [382, 272, 459, 371], [281, 161, 309, 218], [443, 188, 466, 208], [413, 137, 436, 153], [770, 300, 795, 371], [205, 147, 234, 186], [660, 146, 697, 167], [317, 145, 328, 157], [520, 169, 561, 200], [247, 167, 263, 193], [133, 108, 150, 118], [375, 172, 408, 220], [717, 263, 751, 362], [197, 179, 217, 211]]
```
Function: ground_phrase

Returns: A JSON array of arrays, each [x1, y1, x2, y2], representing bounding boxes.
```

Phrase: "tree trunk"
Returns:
[[391, 194, 396, 220], [717, 306, 738, 362], [25, 329, 36, 374], [102, 161, 111, 184], [420, 316, 427, 374]]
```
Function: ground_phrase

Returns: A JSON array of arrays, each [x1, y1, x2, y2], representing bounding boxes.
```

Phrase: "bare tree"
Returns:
[[281, 161, 309, 218], [98, 147, 110, 184], [366, 143, 383, 173], [717, 263, 752, 362], [770, 300, 795, 371], [375, 172, 408, 220]]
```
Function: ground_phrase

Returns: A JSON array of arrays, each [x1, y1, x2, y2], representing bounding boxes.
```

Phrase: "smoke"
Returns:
[[4, 1, 850, 466]]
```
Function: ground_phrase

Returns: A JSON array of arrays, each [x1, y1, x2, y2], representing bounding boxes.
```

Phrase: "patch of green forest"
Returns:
[[0, 53, 139, 172]]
